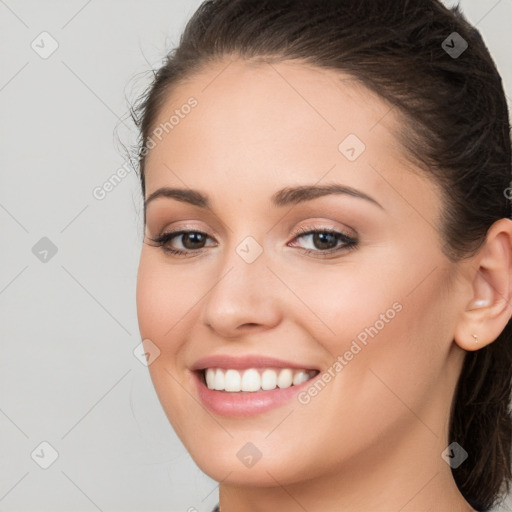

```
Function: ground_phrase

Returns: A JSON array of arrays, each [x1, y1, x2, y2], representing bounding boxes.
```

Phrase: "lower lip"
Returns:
[[193, 370, 319, 417]]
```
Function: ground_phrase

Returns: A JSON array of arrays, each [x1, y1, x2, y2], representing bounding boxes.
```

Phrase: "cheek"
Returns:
[[136, 253, 200, 433], [337, 269, 454, 422], [290, 256, 449, 407], [136, 251, 196, 346], [284, 260, 399, 346]]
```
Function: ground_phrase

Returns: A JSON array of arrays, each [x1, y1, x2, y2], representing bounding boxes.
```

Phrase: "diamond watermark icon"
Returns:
[[236, 442, 262, 468], [442, 442, 468, 469], [31, 441, 59, 469], [32, 237, 58, 263], [133, 338, 161, 366], [338, 133, 366, 162], [236, 236, 263, 264], [31, 31, 59, 59], [442, 32, 468, 59]]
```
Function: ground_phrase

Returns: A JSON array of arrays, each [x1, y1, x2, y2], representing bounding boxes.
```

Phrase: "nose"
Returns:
[[200, 242, 282, 338]]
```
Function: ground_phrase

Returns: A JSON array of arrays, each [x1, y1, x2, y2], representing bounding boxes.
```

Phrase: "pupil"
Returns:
[[183, 232, 205, 249], [314, 232, 337, 250]]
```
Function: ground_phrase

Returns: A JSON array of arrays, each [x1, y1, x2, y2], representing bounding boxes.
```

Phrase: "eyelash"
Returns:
[[146, 226, 358, 258]]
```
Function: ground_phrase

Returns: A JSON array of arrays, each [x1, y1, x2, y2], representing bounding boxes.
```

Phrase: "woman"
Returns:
[[132, 1, 512, 510]]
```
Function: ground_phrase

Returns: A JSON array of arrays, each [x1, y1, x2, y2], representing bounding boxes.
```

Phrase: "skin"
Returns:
[[136, 57, 512, 512]]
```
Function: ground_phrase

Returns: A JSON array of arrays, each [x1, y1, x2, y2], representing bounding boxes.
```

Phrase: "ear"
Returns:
[[454, 218, 512, 352]]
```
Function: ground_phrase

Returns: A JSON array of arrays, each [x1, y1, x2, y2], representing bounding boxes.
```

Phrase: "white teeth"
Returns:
[[205, 368, 216, 389], [241, 369, 260, 392], [203, 368, 316, 392], [293, 370, 310, 386], [277, 368, 293, 389], [214, 368, 224, 391], [261, 369, 277, 390], [224, 369, 241, 391]]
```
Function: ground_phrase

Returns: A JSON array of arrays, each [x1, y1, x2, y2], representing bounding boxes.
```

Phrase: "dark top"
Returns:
[[212, 503, 492, 511], [212, 502, 490, 511]]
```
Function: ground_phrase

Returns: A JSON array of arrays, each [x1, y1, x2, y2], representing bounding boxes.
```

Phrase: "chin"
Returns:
[[185, 439, 317, 488]]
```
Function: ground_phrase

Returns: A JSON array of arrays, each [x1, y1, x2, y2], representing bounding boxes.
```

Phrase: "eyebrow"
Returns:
[[144, 183, 384, 211]]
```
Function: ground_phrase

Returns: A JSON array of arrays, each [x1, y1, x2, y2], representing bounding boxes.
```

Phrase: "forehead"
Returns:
[[146, 58, 397, 161], [143, 58, 440, 220]]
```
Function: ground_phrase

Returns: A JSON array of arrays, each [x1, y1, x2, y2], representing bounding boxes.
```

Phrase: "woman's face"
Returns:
[[136, 58, 467, 486]]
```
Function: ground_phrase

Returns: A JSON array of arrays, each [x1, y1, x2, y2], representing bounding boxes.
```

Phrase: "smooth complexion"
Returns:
[[136, 57, 512, 512]]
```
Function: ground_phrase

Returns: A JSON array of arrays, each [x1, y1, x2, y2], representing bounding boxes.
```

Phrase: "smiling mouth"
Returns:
[[199, 367, 320, 393]]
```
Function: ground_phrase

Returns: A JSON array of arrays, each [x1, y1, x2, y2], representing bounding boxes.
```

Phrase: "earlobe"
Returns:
[[453, 218, 512, 352]]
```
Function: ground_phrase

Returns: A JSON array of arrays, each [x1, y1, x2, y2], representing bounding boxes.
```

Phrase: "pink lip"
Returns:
[[192, 371, 320, 417], [190, 355, 320, 417], [190, 354, 318, 372]]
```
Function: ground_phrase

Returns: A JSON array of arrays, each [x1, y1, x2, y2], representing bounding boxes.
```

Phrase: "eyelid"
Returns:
[[147, 221, 218, 239], [291, 221, 356, 238], [148, 221, 355, 243]]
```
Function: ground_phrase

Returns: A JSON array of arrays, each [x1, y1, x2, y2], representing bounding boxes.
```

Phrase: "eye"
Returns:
[[288, 226, 358, 257], [145, 229, 216, 256], [146, 226, 359, 258]]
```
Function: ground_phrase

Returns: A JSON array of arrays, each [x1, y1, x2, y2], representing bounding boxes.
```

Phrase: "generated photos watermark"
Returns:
[[298, 301, 403, 405]]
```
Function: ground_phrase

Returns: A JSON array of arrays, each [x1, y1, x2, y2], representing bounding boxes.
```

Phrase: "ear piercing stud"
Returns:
[[472, 299, 491, 309], [472, 334, 479, 343]]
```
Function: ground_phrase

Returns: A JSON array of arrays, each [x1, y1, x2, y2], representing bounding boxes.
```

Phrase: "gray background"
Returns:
[[0, 1, 511, 511]]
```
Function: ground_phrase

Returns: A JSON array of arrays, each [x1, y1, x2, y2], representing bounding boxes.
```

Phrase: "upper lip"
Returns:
[[190, 354, 318, 372]]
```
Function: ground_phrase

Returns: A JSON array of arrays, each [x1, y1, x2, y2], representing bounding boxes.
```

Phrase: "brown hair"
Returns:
[[130, 1, 512, 509]]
